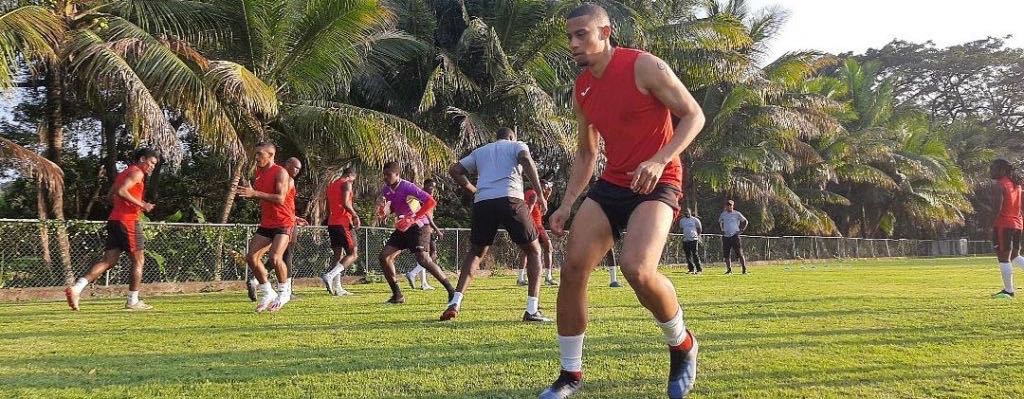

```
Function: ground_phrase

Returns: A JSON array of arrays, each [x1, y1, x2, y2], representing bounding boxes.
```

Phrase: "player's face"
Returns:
[[139, 157, 158, 175], [383, 171, 400, 185], [254, 147, 274, 168], [724, 203, 733, 212], [285, 161, 301, 177], [566, 16, 610, 67]]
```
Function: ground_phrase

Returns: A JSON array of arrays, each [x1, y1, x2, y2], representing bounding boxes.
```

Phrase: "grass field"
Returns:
[[2, 257, 1024, 398]]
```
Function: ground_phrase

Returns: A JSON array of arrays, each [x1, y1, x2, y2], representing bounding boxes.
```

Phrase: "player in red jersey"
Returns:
[[539, 4, 705, 399], [517, 180, 557, 286], [320, 167, 360, 296], [990, 159, 1024, 299], [236, 143, 295, 312], [65, 148, 159, 311]]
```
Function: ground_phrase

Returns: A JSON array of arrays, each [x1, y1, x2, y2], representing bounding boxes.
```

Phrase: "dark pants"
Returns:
[[683, 240, 701, 272]]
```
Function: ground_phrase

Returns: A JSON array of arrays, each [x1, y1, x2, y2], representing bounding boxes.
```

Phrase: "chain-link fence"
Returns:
[[0, 219, 993, 289]]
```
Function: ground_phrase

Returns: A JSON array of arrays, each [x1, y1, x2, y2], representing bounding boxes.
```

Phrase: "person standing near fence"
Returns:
[[320, 167, 360, 296], [517, 179, 558, 286], [406, 178, 443, 290], [719, 200, 748, 275], [989, 159, 1024, 299], [65, 148, 160, 311], [376, 162, 454, 304], [236, 143, 295, 312], [539, 4, 704, 398], [443, 127, 550, 322], [679, 208, 702, 274]]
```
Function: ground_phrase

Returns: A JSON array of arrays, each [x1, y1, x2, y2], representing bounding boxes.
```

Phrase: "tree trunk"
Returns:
[[43, 65, 75, 284], [213, 161, 246, 281], [83, 165, 106, 219], [102, 116, 118, 183], [36, 181, 55, 281]]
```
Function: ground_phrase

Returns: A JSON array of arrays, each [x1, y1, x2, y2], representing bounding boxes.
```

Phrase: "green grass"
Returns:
[[2, 257, 1024, 398]]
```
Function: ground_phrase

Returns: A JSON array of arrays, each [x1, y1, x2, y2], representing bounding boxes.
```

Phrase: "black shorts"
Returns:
[[328, 225, 356, 252], [993, 226, 1023, 255], [722, 234, 742, 257], [386, 224, 432, 253], [255, 226, 291, 239], [104, 220, 144, 252], [586, 179, 682, 240], [471, 197, 538, 246]]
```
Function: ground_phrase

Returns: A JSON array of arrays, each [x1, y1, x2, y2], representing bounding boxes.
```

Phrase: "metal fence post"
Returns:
[[765, 238, 771, 261]]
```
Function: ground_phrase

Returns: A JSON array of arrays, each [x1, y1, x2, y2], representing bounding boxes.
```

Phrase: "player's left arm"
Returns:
[[631, 53, 706, 194], [738, 212, 749, 233], [341, 180, 361, 229], [410, 185, 437, 219]]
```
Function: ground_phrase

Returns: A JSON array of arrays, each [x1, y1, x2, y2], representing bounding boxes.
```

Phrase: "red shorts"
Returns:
[[534, 224, 549, 245], [994, 226, 1023, 254]]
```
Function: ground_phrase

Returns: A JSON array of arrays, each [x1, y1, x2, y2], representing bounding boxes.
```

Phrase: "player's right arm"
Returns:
[[235, 169, 288, 204], [550, 100, 600, 235], [341, 180, 361, 229], [450, 153, 478, 195], [115, 168, 154, 212]]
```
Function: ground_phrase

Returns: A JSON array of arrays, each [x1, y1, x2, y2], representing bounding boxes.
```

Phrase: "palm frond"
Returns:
[[0, 5, 62, 88], [0, 137, 63, 192]]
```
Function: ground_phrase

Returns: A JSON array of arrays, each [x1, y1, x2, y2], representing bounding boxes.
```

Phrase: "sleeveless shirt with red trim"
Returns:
[[574, 47, 683, 189], [326, 177, 354, 226], [255, 164, 294, 228], [109, 165, 145, 221], [996, 176, 1023, 229]]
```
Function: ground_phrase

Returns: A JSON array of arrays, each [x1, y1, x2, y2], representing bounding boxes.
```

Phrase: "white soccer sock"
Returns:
[[127, 290, 140, 306], [333, 273, 344, 289], [526, 296, 539, 314], [448, 291, 464, 309], [609, 266, 619, 283], [72, 277, 89, 293], [327, 261, 346, 278], [278, 278, 292, 294], [656, 308, 687, 347], [410, 264, 425, 278], [1000, 262, 1015, 293], [260, 282, 275, 295], [1013, 256, 1024, 270], [248, 277, 259, 286], [420, 268, 429, 286], [546, 267, 553, 280], [558, 334, 585, 372], [518, 268, 527, 281]]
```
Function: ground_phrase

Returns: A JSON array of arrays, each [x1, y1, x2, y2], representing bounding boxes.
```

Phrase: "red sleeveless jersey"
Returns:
[[326, 177, 354, 226], [255, 164, 294, 228], [574, 47, 683, 189], [996, 176, 1023, 229], [109, 165, 145, 221]]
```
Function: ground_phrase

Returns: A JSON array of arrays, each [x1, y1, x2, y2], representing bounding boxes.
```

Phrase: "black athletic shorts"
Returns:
[[993, 226, 1023, 255], [586, 179, 682, 240], [722, 234, 742, 257], [255, 226, 291, 239], [386, 224, 432, 253], [470, 197, 538, 246], [327, 225, 356, 252], [104, 220, 144, 252]]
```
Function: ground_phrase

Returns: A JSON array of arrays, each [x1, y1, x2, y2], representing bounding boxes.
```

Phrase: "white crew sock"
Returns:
[[526, 296, 539, 314], [1013, 256, 1024, 270], [409, 264, 425, 278], [248, 277, 259, 287], [333, 273, 344, 290], [448, 291, 464, 309], [72, 277, 89, 293], [278, 278, 292, 294], [420, 268, 429, 286], [518, 268, 527, 281], [546, 267, 553, 280], [656, 308, 687, 347], [558, 334, 585, 372], [1000, 262, 1015, 293], [609, 266, 619, 283], [127, 290, 140, 306], [327, 261, 346, 279], [260, 282, 275, 295]]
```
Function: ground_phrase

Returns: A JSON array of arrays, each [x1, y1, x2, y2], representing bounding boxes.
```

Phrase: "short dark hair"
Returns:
[[496, 127, 514, 140], [342, 167, 356, 176], [424, 178, 435, 186], [133, 148, 159, 163], [567, 3, 609, 20], [382, 161, 401, 174], [255, 142, 275, 150]]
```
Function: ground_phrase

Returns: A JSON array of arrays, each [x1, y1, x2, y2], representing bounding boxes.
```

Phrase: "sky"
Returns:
[[745, 0, 1024, 62]]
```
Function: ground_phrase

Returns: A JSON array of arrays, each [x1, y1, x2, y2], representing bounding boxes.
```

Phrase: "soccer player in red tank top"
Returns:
[[539, 4, 705, 399], [236, 143, 295, 312], [990, 159, 1024, 299], [319, 167, 361, 296], [65, 148, 159, 311]]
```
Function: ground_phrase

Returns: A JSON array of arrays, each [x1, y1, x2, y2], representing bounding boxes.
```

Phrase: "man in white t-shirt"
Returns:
[[444, 127, 550, 322], [719, 200, 748, 274], [678, 208, 702, 274]]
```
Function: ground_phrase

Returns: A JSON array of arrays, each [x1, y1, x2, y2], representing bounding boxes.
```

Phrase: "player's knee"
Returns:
[[245, 252, 259, 264], [621, 267, 656, 287]]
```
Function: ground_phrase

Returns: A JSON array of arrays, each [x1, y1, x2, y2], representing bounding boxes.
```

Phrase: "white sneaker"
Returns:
[[336, 288, 354, 296], [269, 292, 291, 312], [421, 284, 435, 291], [256, 291, 279, 313], [124, 300, 153, 311], [320, 274, 337, 295]]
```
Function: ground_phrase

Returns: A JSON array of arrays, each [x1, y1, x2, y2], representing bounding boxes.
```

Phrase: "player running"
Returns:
[[443, 127, 550, 322], [517, 179, 557, 286], [539, 4, 705, 398], [376, 162, 455, 304], [65, 148, 160, 311], [990, 159, 1024, 298], [406, 178, 443, 290], [320, 167, 360, 296], [237, 143, 295, 312]]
